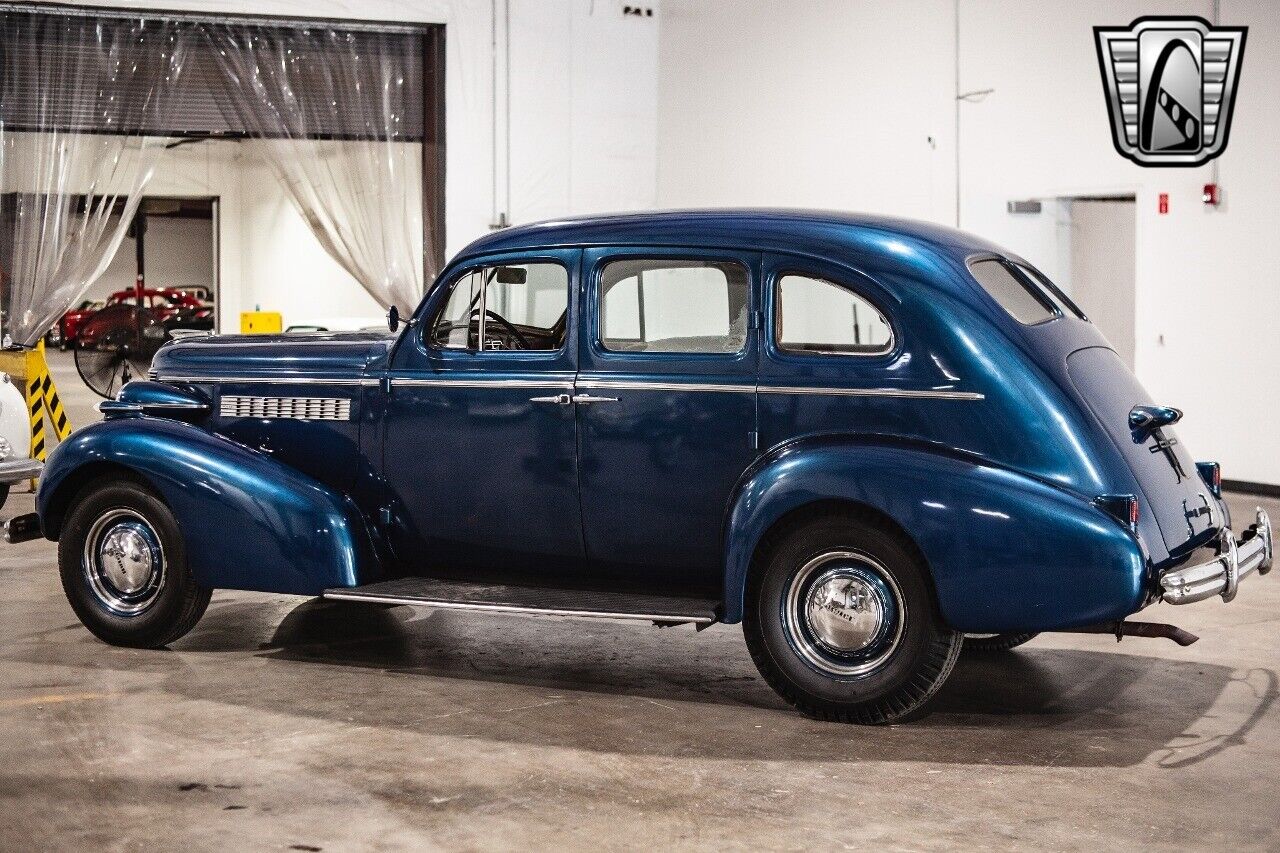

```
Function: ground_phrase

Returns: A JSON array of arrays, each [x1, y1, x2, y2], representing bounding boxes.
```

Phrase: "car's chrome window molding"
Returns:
[[771, 270, 897, 359], [967, 255, 1063, 327], [423, 258, 572, 356], [595, 256, 753, 357], [1012, 260, 1088, 322]]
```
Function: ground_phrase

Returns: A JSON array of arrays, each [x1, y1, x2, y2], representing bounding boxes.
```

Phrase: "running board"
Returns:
[[323, 577, 720, 625]]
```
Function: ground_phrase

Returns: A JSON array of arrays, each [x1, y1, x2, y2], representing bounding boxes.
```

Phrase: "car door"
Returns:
[[757, 252, 901, 449], [576, 247, 760, 595], [382, 250, 585, 578]]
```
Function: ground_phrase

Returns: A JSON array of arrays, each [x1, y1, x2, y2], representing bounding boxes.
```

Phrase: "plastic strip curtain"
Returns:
[[0, 12, 187, 347], [204, 23, 428, 316]]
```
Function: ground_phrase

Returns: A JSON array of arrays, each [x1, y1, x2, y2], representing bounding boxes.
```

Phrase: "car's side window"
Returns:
[[968, 258, 1059, 326], [599, 259, 749, 354], [428, 261, 569, 352], [1013, 261, 1088, 321], [775, 273, 893, 355]]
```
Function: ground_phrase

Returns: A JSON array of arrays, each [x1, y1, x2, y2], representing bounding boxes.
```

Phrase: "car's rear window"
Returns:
[[968, 258, 1059, 325], [1013, 261, 1088, 321]]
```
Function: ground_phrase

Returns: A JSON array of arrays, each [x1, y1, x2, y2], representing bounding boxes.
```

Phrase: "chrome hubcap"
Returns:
[[84, 509, 165, 616], [783, 551, 904, 677]]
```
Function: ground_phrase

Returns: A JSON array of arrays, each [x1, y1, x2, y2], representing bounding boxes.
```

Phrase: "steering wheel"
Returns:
[[473, 308, 531, 350]]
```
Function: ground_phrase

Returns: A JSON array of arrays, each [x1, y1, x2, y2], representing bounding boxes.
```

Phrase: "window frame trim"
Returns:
[[966, 255, 1063, 328], [593, 255, 754, 358], [422, 256, 573, 357], [1012, 260, 1089, 322], [770, 268, 898, 359]]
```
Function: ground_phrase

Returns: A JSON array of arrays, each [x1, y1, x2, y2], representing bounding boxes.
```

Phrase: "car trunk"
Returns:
[[1066, 346, 1217, 555]]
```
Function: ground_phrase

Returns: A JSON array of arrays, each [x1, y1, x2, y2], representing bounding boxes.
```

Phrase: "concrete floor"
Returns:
[[1, 350, 1277, 851]]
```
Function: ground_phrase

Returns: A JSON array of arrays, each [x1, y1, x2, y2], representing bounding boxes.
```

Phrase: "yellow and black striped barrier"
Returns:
[[25, 342, 71, 462], [0, 341, 72, 487]]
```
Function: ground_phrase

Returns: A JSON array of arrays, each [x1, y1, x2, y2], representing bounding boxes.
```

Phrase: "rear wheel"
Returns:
[[744, 514, 962, 724], [58, 479, 210, 648], [964, 632, 1038, 653]]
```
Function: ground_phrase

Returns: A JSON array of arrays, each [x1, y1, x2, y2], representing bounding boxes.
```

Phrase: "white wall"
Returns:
[[657, 0, 956, 221], [1069, 200, 1136, 370], [657, 0, 1280, 485], [509, 0, 659, 222]]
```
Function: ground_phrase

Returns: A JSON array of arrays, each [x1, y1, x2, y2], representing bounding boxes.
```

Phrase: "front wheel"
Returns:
[[744, 514, 962, 724], [58, 478, 211, 648]]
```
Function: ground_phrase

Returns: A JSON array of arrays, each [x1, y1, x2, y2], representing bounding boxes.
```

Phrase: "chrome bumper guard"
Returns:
[[1161, 508, 1273, 605], [0, 457, 42, 484]]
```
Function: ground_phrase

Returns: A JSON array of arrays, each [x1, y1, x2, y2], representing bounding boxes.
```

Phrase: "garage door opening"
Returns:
[[0, 5, 444, 350]]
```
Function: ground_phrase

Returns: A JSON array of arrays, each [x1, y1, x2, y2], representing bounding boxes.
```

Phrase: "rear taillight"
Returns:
[[1196, 461, 1222, 498], [1095, 494, 1140, 530]]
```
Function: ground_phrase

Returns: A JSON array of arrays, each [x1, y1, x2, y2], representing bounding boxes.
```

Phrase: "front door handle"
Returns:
[[571, 393, 619, 404], [530, 393, 572, 406]]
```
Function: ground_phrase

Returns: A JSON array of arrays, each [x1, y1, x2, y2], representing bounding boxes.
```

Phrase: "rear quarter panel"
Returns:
[[723, 439, 1148, 632]]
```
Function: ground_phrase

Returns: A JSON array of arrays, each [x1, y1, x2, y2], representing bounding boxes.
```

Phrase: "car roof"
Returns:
[[110, 287, 182, 297], [454, 208, 1011, 271]]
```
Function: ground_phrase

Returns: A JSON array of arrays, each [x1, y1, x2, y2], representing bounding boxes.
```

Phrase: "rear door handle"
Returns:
[[530, 393, 572, 406], [571, 394, 619, 404]]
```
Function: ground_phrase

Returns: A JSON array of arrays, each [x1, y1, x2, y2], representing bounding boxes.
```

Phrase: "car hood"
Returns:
[[150, 331, 395, 381]]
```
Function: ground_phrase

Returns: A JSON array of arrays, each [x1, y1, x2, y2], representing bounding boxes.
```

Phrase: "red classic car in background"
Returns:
[[50, 287, 213, 350], [46, 299, 104, 349]]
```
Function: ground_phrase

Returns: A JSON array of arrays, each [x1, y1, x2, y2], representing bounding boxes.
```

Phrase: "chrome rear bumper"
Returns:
[[1160, 508, 1273, 604]]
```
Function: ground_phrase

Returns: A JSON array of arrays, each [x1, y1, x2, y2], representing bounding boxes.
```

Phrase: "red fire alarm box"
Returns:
[[1158, 193, 1169, 215], [1203, 183, 1220, 206]]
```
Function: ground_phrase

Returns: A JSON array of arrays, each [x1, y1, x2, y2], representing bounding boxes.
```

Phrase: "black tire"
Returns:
[[963, 632, 1038, 653], [744, 513, 962, 724], [58, 478, 211, 648]]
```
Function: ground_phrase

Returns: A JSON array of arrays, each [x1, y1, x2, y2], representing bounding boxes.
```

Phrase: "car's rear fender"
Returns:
[[38, 417, 380, 595], [722, 436, 1147, 632]]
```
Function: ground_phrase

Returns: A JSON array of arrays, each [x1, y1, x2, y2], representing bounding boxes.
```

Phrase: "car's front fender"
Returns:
[[38, 417, 379, 595], [723, 437, 1147, 632]]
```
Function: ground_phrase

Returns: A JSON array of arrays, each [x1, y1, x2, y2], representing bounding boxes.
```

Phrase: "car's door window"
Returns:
[[599, 259, 749, 354], [775, 273, 892, 355], [429, 261, 569, 352]]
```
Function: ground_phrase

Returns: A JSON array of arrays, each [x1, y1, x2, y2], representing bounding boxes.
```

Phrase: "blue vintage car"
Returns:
[[15, 209, 1273, 724]]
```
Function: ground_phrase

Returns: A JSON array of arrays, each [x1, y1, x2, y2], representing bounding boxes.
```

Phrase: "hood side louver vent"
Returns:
[[219, 395, 351, 422]]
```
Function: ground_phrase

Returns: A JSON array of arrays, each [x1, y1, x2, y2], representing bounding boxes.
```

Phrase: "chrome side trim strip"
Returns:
[[321, 591, 716, 624], [579, 377, 980, 399], [156, 374, 983, 400], [759, 385, 985, 401], [577, 378, 752, 394], [156, 375, 377, 387], [97, 400, 213, 414], [141, 399, 211, 409], [389, 377, 575, 390]]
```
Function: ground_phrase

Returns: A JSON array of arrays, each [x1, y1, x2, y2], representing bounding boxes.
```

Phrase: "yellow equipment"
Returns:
[[240, 312, 283, 334]]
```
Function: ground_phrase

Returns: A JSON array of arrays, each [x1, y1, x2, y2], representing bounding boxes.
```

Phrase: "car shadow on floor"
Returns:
[[153, 597, 1279, 768]]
